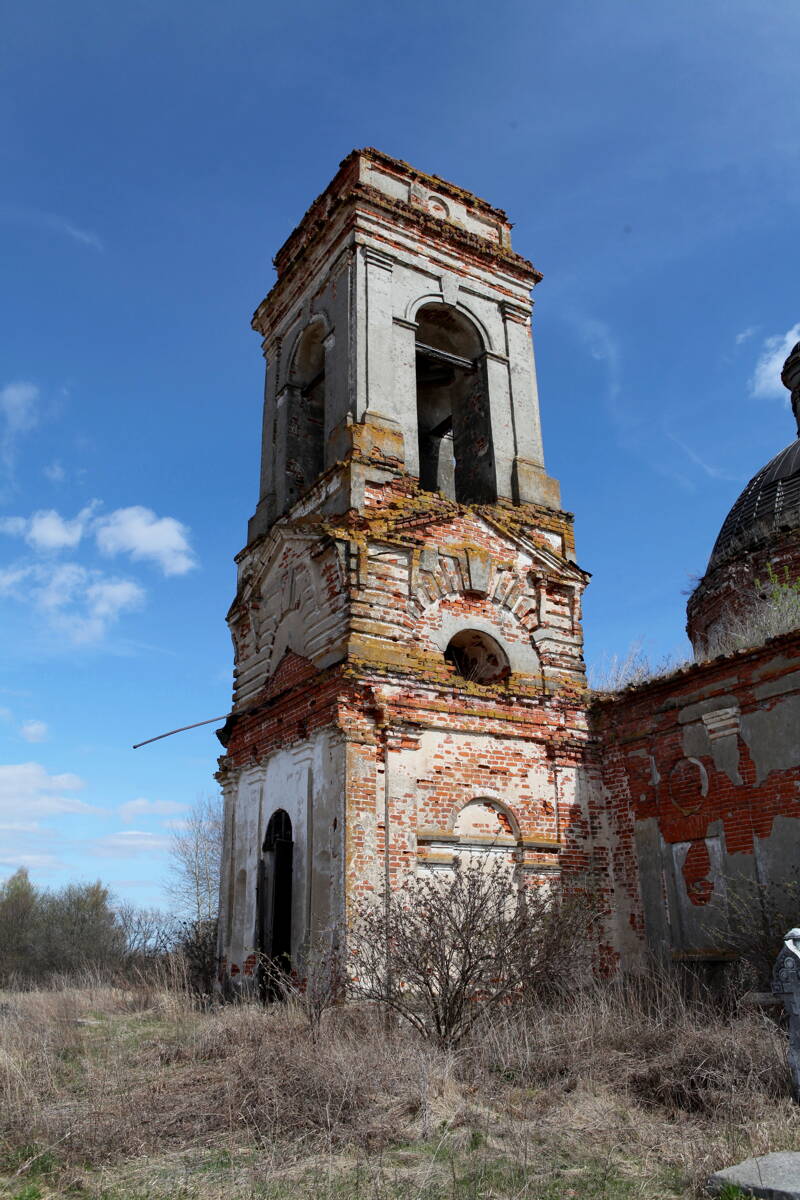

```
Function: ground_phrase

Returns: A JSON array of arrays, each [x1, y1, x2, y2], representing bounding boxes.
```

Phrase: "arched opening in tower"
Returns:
[[444, 629, 510, 684], [287, 323, 326, 508], [257, 808, 294, 992], [415, 304, 497, 504]]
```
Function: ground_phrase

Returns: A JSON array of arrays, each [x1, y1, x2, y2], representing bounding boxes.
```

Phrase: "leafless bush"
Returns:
[[722, 877, 800, 989], [589, 640, 688, 693], [349, 861, 597, 1048], [263, 934, 346, 1042], [115, 902, 179, 962]]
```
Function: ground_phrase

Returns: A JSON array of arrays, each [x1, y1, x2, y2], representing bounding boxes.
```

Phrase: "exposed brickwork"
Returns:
[[687, 528, 800, 654], [591, 630, 800, 960]]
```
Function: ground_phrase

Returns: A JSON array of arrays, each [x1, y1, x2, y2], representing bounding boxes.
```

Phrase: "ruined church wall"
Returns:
[[217, 725, 345, 982], [592, 630, 800, 967]]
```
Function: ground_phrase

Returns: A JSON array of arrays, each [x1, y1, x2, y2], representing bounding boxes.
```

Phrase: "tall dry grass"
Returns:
[[1, 969, 799, 1197]]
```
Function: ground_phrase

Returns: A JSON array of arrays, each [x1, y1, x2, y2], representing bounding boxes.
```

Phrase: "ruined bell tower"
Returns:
[[216, 149, 594, 985]]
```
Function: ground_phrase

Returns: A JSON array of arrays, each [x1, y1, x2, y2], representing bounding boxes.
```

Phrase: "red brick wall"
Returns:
[[592, 630, 800, 962]]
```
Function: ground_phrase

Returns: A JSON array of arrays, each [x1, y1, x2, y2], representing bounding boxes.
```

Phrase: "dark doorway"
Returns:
[[257, 809, 294, 994]]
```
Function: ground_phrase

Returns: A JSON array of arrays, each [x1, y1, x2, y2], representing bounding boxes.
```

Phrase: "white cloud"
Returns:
[[0, 560, 145, 644], [750, 323, 800, 400], [27, 506, 95, 550], [0, 762, 87, 818], [0, 503, 197, 577], [0, 502, 99, 552], [43, 461, 67, 483], [91, 830, 171, 857], [20, 720, 48, 743], [118, 797, 187, 823], [736, 326, 757, 345], [95, 506, 196, 576]]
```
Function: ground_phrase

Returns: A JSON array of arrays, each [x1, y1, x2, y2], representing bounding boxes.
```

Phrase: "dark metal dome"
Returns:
[[708, 439, 800, 570]]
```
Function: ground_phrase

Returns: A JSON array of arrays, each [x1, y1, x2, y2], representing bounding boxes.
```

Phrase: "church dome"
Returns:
[[686, 337, 800, 655], [707, 438, 800, 571]]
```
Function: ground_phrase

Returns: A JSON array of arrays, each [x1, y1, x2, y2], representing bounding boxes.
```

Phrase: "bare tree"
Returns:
[[166, 793, 224, 921], [349, 859, 596, 1048], [115, 902, 179, 962]]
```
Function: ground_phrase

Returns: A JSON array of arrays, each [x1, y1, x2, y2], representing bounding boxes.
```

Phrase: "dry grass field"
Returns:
[[1, 973, 799, 1200]]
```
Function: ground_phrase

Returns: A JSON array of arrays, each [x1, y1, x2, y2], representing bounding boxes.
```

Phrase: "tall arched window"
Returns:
[[286, 323, 326, 508], [415, 304, 496, 504]]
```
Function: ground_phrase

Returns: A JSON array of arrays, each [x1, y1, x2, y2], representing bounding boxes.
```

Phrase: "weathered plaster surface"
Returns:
[[592, 631, 800, 967]]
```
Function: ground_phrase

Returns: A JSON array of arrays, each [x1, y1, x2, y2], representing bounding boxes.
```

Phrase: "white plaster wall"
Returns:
[[220, 726, 345, 974]]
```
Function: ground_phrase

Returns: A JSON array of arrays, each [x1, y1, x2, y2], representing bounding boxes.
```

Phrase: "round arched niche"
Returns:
[[445, 629, 510, 684], [451, 798, 521, 873], [453, 798, 518, 843]]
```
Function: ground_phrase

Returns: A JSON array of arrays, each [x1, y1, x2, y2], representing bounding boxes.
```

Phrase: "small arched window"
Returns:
[[415, 304, 496, 504], [445, 629, 510, 684], [286, 323, 326, 508]]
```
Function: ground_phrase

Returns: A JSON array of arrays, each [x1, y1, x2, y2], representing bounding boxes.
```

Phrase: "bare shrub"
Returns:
[[175, 917, 218, 996], [589, 640, 688, 693], [349, 860, 596, 1048], [723, 877, 800, 989], [0, 871, 126, 984], [115, 903, 178, 963], [263, 934, 346, 1042], [471, 972, 790, 1119]]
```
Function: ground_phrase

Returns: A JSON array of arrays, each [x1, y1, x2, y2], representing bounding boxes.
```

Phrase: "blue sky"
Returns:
[[1, 0, 799, 907]]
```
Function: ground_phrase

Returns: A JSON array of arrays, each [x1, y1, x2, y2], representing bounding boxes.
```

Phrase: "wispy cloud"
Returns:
[[95, 507, 197, 577], [0, 381, 39, 480], [579, 317, 622, 409], [665, 432, 742, 483], [20, 720, 48, 743], [0, 762, 87, 819], [0, 501, 197, 643], [750, 323, 800, 400], [0, 206, 103, 252], [736, 326, 757, 346], [0, 561, 145, 644], [118, 797, 187, 824], [43, 461, 67, 484], [90, 830, 171, 858]]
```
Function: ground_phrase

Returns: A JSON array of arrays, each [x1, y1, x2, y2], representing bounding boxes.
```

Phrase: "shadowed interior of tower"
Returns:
[[286, 322, 326, 508], [415, 303, 497, 504]]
